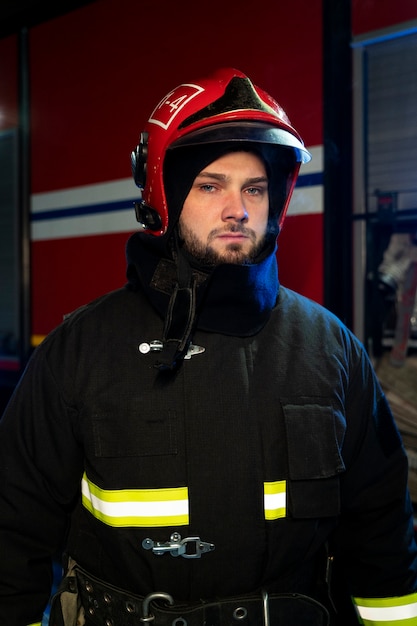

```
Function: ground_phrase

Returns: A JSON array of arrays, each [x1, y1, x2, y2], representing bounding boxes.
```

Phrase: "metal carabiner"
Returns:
[[140, 591, 174, 623]]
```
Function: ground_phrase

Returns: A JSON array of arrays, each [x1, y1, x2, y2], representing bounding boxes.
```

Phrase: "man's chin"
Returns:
[[213, 242, 260, 264], [209, 250, 257, 266], [181, 239, 264, 267]]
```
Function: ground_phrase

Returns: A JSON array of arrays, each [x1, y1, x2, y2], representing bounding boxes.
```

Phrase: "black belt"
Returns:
[[71, 567, 330, 626]]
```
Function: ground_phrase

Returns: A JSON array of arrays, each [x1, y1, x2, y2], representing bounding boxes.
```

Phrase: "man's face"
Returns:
[[178, 151, 270, 265]]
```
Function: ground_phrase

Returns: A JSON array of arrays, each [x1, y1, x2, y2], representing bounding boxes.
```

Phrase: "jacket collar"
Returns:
[[126, 232, 279, 367]]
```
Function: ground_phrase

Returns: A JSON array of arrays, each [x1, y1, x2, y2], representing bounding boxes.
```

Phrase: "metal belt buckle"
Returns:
[[142, 532, 215, 559]]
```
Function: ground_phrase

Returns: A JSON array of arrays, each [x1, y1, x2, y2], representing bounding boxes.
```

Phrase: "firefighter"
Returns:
[[1, 67, 417, 626]]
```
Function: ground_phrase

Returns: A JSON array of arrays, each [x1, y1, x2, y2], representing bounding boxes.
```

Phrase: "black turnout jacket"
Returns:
[[0, 234, 416, 625]]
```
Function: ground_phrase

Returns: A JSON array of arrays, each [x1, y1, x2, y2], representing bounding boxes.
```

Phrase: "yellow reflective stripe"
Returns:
[[27, 623, 42, 626], [81, 473, 189, 527], [264, 480, 286, 520], [353, 592, 417, 624]]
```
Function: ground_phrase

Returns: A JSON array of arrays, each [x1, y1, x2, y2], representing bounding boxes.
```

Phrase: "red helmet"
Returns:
[[131, 67, 311, 237]]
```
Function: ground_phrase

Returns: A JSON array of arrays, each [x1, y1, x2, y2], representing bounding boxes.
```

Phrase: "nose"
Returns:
[[221, 191, 248, 222]]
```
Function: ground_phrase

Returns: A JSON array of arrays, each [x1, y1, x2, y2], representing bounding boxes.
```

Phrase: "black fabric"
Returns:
[[1, 284, 417, 622]]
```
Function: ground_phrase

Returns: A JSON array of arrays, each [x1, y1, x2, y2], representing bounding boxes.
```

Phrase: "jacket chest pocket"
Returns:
[[282, 400, 346, 518]]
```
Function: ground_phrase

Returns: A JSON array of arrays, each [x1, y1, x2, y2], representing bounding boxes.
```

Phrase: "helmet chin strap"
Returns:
[[153, 232, 204, 371]]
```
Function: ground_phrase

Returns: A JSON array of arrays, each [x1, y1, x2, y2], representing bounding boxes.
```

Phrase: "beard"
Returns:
[[178, 222, 267, 266]]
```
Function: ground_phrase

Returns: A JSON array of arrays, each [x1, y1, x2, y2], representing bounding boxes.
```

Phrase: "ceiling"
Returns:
[[0, 0, 96, 39]]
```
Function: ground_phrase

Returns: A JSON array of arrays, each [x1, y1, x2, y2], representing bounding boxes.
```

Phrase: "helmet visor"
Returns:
[[169, 121, 311, 164]]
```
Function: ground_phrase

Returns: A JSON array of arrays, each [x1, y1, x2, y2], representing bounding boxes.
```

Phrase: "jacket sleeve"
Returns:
[[0, 333, 84, 625], [331, 335, 417, 624]]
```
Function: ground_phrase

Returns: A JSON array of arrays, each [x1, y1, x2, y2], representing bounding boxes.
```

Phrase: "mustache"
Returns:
[[207, 224, 256, 244]]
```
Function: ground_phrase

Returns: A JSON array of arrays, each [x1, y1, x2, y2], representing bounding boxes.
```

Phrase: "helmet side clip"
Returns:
[[133, 200, 162, 232], [131, 131, 163, 232], [131, 131, 148, 188]]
